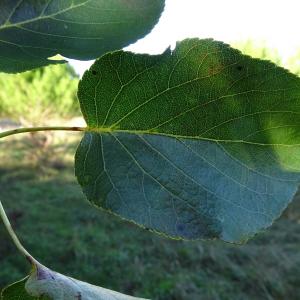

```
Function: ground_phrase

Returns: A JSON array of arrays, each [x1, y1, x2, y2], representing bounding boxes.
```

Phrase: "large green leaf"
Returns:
[[0, 0, 165, 73], [75, 39, 300, 243]]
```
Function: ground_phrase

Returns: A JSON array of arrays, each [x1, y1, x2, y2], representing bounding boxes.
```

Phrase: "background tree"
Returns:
[[0, 64, 79, 124]]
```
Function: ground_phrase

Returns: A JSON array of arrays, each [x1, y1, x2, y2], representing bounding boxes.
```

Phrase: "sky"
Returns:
[[69, 0, 300, 76]]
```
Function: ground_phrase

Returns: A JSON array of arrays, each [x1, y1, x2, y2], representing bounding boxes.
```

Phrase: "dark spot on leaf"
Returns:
[[92, 70, 97, 75], [176, 223, 185, 232], [237, 65, 243, 71], [75, 292, 82, 299]]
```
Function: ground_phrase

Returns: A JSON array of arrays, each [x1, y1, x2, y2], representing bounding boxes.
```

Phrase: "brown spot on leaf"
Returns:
[[208, 64, 223, 76]]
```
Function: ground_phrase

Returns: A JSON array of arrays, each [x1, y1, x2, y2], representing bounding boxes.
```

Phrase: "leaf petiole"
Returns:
[[0, 126, 86, 139]]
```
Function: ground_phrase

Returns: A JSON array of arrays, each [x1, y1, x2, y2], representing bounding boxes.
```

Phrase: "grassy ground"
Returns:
[[0, 132, 300, 300]]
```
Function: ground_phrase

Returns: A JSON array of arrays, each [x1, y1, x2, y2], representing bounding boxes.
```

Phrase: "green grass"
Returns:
[[0, 133, 300, 300]]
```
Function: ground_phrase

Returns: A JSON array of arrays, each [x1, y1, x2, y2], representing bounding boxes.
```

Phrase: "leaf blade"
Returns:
[[76, 39, 300, 242], [1, 262, 148, 300], [0, 0, 165, 73]]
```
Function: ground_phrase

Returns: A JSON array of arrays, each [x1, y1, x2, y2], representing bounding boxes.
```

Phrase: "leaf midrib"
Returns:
[[85, 127, 300, 147]]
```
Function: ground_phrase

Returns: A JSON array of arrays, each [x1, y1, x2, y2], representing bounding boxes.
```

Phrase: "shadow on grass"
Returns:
[[0, 138, 300, 300]]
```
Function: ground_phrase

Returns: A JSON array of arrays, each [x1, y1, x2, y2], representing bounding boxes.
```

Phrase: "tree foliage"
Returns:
[[0, 64, 79, 121]]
